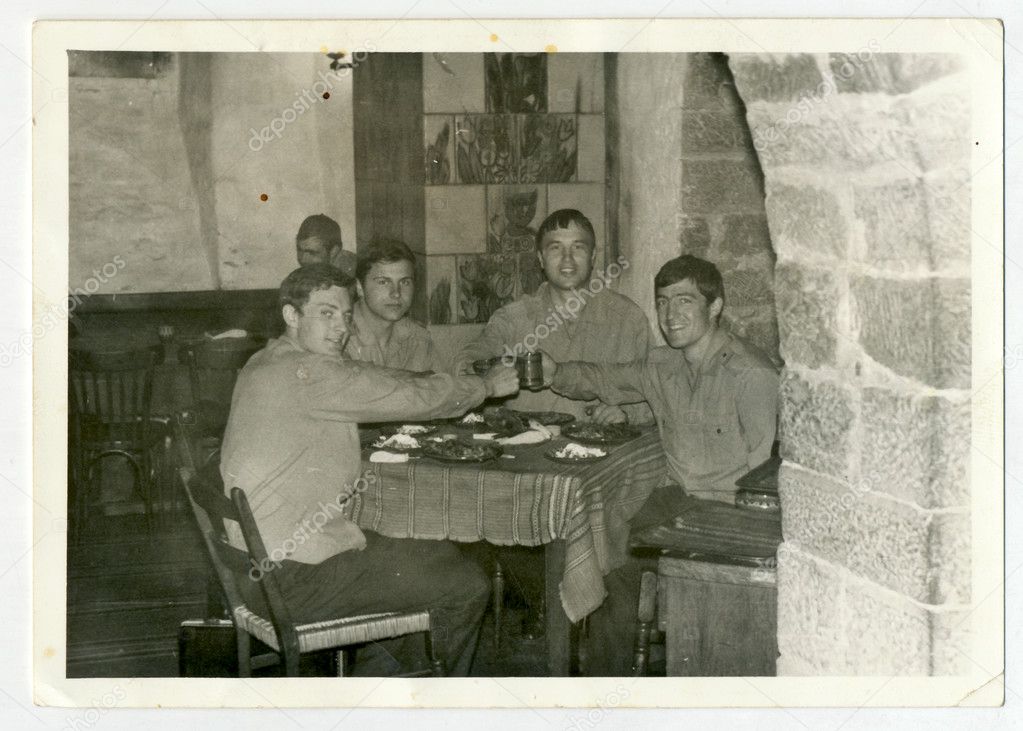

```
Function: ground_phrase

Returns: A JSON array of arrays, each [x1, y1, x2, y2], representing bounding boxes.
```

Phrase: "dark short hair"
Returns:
[[279, 264, 355, 311], [296, 214, 342, 250], [654, 255, 725, 308], [534, 209, 596, 253], [355, 239, 417, 284]]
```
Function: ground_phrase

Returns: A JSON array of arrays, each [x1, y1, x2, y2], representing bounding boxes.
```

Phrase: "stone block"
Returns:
[[678, 215, 711, 257], [718, 214, 773, 260], [923, 169, 971, 267], [930, 610, 972, 675], [681, 110, 754, 153], [774, 264, 839, 368], [734, 314, 781, 365], [776, 543, 848, 673], [681, 158, 765, 215], [829, 53, 965, 96], [780, 465, 961, 605], [898, 85, 971, 172], [860, 388, 970, 508], [764, 182, 848, 262], [854, 179, 931, 269], [684, 52, 736, 109], [842, 578, 932, 674], [852, 276, 971, 390], [778, 371, 854, 482], [728, 54, 825, 103], [723, 270, 773, 308], [928, 511, 971, 605], [745, 98, 915, 171]]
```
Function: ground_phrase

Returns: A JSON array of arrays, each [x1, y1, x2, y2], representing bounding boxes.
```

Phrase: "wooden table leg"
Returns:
[[544, 539, 571, 676]]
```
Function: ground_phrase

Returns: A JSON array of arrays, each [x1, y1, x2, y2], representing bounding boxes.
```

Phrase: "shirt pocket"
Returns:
[[702, 417, 743, 474]]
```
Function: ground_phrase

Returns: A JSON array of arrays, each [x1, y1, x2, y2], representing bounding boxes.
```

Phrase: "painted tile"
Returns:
[[547, 53, 605, 113], [425, 185, 486, 255], [424, 115, 454, 185], [457, 254, 518, 324], [547, 182, 606, 255], [518, 251, 546, 295], [484, 53, 548, 113], [517, 114, 577, 183], [425, 254, 459, 325], [486, 184, 547, 254], [454, 114, 514, 184], [576, 114, 605, 183], [423, 53, 485, 113]]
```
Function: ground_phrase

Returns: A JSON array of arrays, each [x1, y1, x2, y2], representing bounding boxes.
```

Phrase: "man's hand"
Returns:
[[482, 363, 519, 398], [538, 351, 558, 388], [588, 403, 628, 425]]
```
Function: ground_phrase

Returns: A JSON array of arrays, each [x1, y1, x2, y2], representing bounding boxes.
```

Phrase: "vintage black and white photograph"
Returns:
[[30, 16, 1003, 710]]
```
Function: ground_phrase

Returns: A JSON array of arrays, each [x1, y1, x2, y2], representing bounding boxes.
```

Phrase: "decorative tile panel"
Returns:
[[547, 183, 605, 254], [457, 254, 518, 323], [547, 53, 605, 113], [455, 114, 514, 184], [484, 53, 548, 113], [424, 114, 454, 184], [516, 114, 577, 183], [425, 185, 486, 254], [425, 254, 458, 325], [423, 52, 486, 113], [486, 184, 547, 254]]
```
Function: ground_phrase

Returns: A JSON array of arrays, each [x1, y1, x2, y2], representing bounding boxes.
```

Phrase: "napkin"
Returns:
[[472, 432, 498, 441], [497, 429, 550, 446], [369, 450, 409, 463]]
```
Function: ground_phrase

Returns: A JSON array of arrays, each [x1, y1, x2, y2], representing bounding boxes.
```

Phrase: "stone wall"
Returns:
[[728, 52, 972, 674]]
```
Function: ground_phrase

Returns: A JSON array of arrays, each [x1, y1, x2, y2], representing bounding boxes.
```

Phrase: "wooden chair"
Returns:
[[174, 414, 445, 678], [178, 338, 263, 468], [68, 343, 169, 540]]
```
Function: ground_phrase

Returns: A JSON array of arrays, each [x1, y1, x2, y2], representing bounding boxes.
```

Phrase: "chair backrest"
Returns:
[[69, 343, 164, 445], [178, 465, 251, 618], [229, 486, 301, 660], [178, 339, 263, 413]]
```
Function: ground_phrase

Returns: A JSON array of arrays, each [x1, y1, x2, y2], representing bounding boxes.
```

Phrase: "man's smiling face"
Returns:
[[284, 285, 353, 356], [536, 222, 596, 292], [655, 278, 722, 351]]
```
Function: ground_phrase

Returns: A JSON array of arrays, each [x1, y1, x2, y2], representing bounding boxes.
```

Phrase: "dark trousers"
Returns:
[[242, 532, 490, 676], [582, 484, 686, 676]]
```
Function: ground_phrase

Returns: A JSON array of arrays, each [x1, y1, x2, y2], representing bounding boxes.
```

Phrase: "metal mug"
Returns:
[[516, 352, 544, 391]]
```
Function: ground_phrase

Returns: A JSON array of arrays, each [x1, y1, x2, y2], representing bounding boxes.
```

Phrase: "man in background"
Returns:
[[344, 239, 436, 373], [295, 213, 357, 277]]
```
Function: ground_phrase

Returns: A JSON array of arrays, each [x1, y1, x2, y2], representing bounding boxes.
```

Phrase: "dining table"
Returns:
[[347, 421, 668, 676]]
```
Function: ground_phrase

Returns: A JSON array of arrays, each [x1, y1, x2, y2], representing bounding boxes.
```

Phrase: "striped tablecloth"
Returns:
[[349, 429, 668, 623]]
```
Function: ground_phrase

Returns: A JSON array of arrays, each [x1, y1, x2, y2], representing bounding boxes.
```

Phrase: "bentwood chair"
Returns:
[[177, 466, 445, 677], [68, 343, 169, 541], [177, 338, 263, 469]]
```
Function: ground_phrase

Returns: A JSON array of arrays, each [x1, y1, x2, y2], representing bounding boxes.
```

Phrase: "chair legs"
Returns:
[[631, 571, 659, 676], [77, 449, 157, 539], [492, 560, 504, 650], [424, 629, 445, 677]]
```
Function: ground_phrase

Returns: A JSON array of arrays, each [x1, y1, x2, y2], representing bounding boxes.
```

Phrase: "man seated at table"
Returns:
[[539, 254, 780, 675], [455, 208, 653, 424], [295, 213, 357, 277], [220, 264, 519, 676], [344, 239, 437, 373], [454, 208, 654, 636]]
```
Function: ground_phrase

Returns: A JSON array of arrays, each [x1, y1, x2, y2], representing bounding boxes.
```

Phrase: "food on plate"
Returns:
[[514, 410, 575, 426], [552, 443, 608, 460], [459, 412, 485, 425], [372, 433, 421, 450], [482, 406, 529, 436], [562, 422, 640, 444], [423, 439, 502, 462], [394, 424, 431, 435]]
